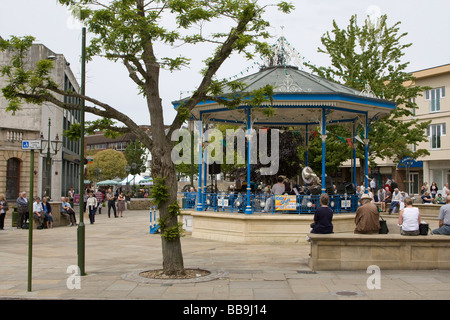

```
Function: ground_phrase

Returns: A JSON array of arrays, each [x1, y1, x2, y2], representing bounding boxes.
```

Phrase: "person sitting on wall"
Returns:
[[398, 197, 420, 236], [432, 195, 450, 235], [32, 197, 44, 229], [354, 193, 380, 234], [436, 193, 445, 204], [310, 193, 334, 234], [421, 191, 433, 204], [389, 188, 402, 214], [61, 196, 77, 226]]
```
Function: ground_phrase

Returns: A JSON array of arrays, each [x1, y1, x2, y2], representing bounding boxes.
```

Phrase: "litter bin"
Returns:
[[11, 207, 18, 227]]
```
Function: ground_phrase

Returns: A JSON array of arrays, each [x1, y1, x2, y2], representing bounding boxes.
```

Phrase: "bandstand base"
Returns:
[[181, 211, 356, 244]]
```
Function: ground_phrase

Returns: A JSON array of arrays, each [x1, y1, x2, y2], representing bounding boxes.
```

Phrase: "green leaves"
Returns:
[[307, 13, 430, 164]]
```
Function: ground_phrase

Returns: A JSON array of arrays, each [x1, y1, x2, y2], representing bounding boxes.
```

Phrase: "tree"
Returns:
[[305, 14, 430, 170], [0, 0, 293, 275], [86, 149, 128, 181], [124, 141, 147, 175]]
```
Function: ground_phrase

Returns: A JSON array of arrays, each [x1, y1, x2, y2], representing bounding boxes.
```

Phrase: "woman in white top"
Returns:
[[86, 192, 98, 224], [398, 197, 421, 236]]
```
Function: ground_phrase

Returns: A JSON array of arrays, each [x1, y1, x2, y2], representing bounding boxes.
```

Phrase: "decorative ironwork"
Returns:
[[262, 36, 302, 69]]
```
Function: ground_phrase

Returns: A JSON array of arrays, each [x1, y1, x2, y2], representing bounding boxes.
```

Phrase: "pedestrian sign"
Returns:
[[22, 140, 41, 150]]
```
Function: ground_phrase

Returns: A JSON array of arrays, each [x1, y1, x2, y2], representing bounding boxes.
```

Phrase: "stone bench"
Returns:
[[308, 233, 450, 271]]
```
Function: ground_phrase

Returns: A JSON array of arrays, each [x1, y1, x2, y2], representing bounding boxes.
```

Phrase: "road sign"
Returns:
[[22, 140, 41, 150]]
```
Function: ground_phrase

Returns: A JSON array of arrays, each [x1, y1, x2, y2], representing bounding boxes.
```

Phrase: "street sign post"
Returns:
[[22, 140, 41, 150], [22, 140, 41, 291]]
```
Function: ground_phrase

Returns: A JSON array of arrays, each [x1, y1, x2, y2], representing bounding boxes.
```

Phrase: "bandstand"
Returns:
[[174, 38, 396, 243]]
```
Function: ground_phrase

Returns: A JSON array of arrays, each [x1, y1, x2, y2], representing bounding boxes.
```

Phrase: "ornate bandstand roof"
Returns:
[[174, 37, 396, 128]]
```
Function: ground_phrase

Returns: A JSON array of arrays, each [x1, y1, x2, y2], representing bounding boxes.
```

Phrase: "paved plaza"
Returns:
[[0, 208, 449, 302]]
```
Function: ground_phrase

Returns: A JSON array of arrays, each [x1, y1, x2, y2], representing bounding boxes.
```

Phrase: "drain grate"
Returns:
[[335, 291, 359, 296], [297, 270, 317, 274]]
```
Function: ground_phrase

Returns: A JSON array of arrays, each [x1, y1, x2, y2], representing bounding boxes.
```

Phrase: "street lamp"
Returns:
[[40, 117, 62, 200]]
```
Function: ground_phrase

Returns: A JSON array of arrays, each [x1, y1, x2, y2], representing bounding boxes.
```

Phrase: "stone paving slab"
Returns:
[[0, 208, 448, 308]]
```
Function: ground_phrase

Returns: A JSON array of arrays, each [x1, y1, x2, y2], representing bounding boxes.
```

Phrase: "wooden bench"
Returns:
[[308, 233, 450, 271]]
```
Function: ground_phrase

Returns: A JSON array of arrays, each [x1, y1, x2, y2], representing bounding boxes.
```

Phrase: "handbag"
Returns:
[[419, 223, 429, 235], [379, 217, 389, 234]]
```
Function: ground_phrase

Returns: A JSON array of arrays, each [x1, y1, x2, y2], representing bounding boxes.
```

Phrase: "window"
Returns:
[[426, 87, 445, 113], [6, 158, 20, 200], [428, 123, 446, 149]]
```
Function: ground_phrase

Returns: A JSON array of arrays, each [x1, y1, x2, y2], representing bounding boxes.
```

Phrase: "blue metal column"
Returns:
[[305, 124, 309, 166], [364, 114, 369, 194], [321, 108, 327, 194], [203, 123, 208, 194], [352, 121, 357, 186], [245, 107, 253, 214], [196, 119, 203, 211]]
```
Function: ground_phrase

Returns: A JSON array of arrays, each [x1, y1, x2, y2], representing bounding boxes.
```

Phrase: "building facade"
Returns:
[[0, 42, 82, 200], [339, 64, 449, 196], [410, 64, 450, 194]]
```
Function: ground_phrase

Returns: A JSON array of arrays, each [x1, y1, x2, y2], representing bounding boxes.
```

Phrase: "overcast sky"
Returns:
[[1, 0, 449, 126]]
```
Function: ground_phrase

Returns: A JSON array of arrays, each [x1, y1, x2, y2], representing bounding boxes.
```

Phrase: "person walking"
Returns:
[[117, 192, 126, 217], [16, 192, 29, 229], [0, 194, 8, 230], [106, 188, 117, 218], [398, 197, 420, 236], [86, 192, 98, 224]]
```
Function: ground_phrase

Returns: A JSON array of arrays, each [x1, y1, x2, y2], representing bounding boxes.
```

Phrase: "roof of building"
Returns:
[[412, 63, 450, 79]]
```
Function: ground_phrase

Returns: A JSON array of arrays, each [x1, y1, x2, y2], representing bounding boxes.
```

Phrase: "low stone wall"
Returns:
[[414, 203, 442, 219], [9, 201, 70, 228], [308, 233, 450, 271], [186, 211, 356, 244], [127, 198, 154, 210]]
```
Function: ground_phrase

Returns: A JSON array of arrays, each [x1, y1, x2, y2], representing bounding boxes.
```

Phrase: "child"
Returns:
[[436, 193, 445, 204]]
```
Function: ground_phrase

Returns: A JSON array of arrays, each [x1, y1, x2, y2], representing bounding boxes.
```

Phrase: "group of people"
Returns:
[[0, 186, 127, 230], [420, 182, 450, 204], [310, 189, 450, 236], [63, 187, 127, 225]]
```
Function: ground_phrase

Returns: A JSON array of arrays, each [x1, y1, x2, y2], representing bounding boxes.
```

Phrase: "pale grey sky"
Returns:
[[1, 0, 449, 126]]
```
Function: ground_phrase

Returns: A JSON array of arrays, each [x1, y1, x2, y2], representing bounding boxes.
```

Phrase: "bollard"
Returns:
[[149, 206, 160, 234], [11, 207, 18, 227]]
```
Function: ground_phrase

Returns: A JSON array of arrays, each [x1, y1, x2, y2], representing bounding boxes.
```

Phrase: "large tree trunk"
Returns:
[[150, 122, 185, 275]]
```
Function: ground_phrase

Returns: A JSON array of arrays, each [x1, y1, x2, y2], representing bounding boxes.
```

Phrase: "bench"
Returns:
[[308, 233, 450, 271]]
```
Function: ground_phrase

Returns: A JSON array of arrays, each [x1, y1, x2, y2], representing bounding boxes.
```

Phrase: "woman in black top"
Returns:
[[430, 182, 438, 199], [311, 193, 334, 234]]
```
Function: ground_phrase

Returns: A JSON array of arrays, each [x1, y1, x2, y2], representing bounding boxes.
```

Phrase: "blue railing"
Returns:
[[180, 192, 360, 214]]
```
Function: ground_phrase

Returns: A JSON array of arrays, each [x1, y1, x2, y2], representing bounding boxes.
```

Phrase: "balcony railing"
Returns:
[[180, 192, 360, 214]]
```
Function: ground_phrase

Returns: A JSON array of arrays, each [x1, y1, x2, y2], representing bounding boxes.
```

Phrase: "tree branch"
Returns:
[[167, 4, 258, 138]]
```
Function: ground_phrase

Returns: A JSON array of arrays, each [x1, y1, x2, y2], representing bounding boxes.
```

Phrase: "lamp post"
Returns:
[[125, 165, 131, 190], [78, 26, 86, 276], [40, 117, 62, 200]]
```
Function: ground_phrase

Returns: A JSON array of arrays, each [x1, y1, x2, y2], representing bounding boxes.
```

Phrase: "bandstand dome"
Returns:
[[180, 64, 396, 127]]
